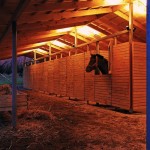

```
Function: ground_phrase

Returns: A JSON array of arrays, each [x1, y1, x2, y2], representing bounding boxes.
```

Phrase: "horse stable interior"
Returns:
[[0, 0, 146, 114]]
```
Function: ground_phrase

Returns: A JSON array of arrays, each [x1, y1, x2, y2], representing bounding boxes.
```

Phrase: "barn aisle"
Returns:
[[0, 91, 146, 150]]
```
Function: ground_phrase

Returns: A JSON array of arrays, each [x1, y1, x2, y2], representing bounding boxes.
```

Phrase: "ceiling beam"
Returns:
[[52, 29, 129, 55], [18, 15, 99, 30], [0, 0, 31, 43], [19, 7, 112, 24], [24, 0, 130, 13], [114, 10, 145, 31], [88, 23, 111, 35]]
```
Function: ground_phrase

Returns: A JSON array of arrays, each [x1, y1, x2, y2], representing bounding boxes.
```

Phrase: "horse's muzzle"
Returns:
[[86, 66, 93, 72]]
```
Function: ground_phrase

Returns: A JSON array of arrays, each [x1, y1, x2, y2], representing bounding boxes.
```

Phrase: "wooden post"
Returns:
[[12, 21, 17, 128], [96, 41, 99, 54], [87, 44, 90, 52], [69, 51, 71, 56], [56, 55, 58, 59], [74, 27, 78, 47], [60, 53, 63, 58], [49, 43, 52, 61], [147, 0, 150, 148], [129, 2, 133, 113], [34, 50, 36, 64], [114, 37, 117, 45], [108, 40, 113, 74]]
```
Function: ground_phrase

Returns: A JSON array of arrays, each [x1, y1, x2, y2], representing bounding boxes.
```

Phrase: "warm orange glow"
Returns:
[[105, 0, 123, 5], [76, 26, 105, 38], [140, 0, 147, 6], [50, 40, 70, 48], [36, 48, 48, 55], [56, 27, 73, 33], [124, 0, 146, 15]]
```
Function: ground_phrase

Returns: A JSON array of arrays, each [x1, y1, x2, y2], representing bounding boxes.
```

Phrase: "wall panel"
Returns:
[[133, 42, 146, 112], [112, 42, 130, 110]]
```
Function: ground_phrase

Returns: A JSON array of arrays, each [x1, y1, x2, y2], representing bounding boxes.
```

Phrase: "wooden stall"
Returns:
[[47, 60, 54, 94], [85, 52, 95, 102], [66, 55, 75, 98], [59, 57, 67, 96], [0, 92, 28, 111], [112, 42, 146, 112], [23, 42, 146, 112], [73, 53, 85, 100]]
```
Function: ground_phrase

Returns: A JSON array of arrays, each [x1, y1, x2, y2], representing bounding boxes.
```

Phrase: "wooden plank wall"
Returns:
[[48, 60, 54, 94], [112, 42, 130, 110], [59, 57, 67, 96], [85, 51, 95, 102], [0, 93, 28, 111], [23, 42, 146, 112], [43, 62, 49, 92], [74, 53, 85, 100], [66, 55, 74, 98], [53, 59, 60, 95], [133, 42, 146, 112], [94, 50, 111, 105]]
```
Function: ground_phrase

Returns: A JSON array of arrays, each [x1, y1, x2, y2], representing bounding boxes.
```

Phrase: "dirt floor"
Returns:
[[0, 91, 146, 150]]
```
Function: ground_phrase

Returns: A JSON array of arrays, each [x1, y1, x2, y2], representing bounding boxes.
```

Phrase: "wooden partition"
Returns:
[[59, 57, 67, 96], [43, 62, 49, 92], [73, 53, 85, 100], [85, 52, 95, 102], [112, 42, 130, 110], [112, 42, 146, 112], [47, 60, 54, 94], [53, 59, 60, 95], [132, 42, 146, 112], [66, 55, 74, 98], [23, 42, 146, 112]]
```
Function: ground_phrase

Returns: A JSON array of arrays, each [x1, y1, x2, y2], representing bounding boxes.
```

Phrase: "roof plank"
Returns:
[[19, 7, 112, 24]]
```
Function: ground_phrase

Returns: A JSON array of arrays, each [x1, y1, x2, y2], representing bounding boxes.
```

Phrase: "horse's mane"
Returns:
[[91, 54, 104, 59], [96, 54, 104, 59]]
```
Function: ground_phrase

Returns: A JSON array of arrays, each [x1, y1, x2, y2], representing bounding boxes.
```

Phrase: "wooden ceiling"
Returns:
[[0, 0, 146, 60]]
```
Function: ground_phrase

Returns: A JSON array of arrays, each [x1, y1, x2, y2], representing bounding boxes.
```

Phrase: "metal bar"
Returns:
[[129, 2, 133, 113], [12, 21, 17, 128]]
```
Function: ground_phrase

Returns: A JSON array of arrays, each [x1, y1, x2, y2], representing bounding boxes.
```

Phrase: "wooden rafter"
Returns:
[[18, 15, 99, 31], [0, 0, 31, 42], [24, 0, 130, 13], [19, 7, 112, 24], [114, 11, 145, 31], [52, 29, 129, 55]]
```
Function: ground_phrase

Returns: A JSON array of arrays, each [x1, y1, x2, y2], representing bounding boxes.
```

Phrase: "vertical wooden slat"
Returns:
[[132, 42, 146, 112], [85, 51, 95, 102], [112, 42, 130, 110]]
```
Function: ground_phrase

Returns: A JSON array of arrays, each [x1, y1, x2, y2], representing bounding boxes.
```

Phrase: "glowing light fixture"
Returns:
[[36, 48, 48, 54], [50, 40, 69, 48], [140, 0, 147, 6], [76, 25, 104, 38], [57, 27, 72, 33], [124, 0, 146, 15], [105, 0, 123, 5]]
